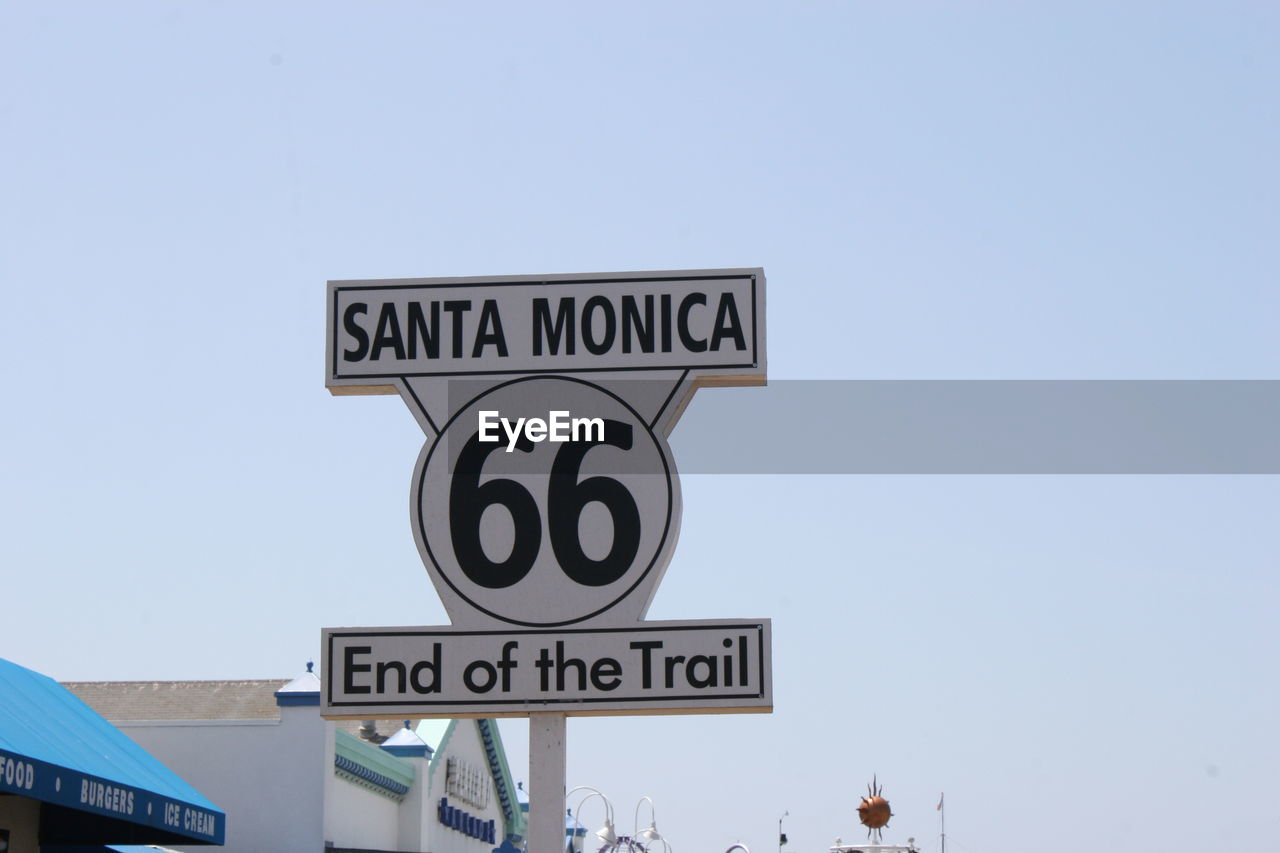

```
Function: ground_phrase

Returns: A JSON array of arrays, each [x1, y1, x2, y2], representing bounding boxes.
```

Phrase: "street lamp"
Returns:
[[568, 787, 617, 851], [634, 795, 662, 847], [779, 811, 789, 853], [565, 789, 674, 853]]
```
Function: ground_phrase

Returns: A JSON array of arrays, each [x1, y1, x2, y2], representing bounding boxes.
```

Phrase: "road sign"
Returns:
[[322, 268, 769, 714], [321, 620, 771, 718], [324, 268, 770, 853], [327, 269, 763, 386]]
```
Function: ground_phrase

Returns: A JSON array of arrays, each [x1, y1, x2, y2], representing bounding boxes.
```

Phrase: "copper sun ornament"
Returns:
[[857, 776, 893, 841]]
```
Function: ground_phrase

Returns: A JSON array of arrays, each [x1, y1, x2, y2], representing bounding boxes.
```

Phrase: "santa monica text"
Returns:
[[477, 410, 603, 452]]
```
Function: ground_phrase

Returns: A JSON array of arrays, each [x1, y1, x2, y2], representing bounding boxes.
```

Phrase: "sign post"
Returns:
[[323, 268, 770, 851], [528, 712, 567, 853]]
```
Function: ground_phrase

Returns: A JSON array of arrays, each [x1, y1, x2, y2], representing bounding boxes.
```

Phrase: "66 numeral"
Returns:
[[449, 420, 641, 589]]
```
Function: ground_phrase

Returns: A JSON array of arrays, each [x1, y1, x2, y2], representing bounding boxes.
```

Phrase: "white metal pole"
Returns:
[[529, 712, 568, 853], [940, 797, 945, 853]]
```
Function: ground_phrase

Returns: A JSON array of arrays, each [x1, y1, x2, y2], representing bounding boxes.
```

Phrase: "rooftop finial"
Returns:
[[306, 661, 314, 673], [404, 720, 411, 729]]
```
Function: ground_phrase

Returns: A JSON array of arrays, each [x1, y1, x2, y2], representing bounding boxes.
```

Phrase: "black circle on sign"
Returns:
[[416, 375, 676, 627]]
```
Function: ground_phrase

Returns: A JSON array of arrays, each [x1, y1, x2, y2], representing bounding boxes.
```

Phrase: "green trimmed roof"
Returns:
[[334, 728, 415, 797]]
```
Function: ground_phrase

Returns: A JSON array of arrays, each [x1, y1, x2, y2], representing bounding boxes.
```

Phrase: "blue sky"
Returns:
[[2, 3, 1277, 852]]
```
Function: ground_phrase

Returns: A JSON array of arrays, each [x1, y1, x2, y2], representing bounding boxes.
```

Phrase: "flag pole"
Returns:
[[938, 793, 945, 853]]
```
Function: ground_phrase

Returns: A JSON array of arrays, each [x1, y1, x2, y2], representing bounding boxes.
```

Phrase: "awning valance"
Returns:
[[0, 659, 224, 845]]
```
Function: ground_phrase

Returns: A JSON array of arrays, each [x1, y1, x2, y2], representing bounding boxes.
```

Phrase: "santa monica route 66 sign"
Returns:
[[321, 268, 772, 717]]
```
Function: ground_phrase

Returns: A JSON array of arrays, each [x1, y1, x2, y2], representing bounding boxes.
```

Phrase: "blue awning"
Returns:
[[0, 659, 224, 845]]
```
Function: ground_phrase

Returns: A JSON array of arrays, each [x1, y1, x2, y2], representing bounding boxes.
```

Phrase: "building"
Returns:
[[0, 658, 224, 851], [64, 665, 526, 853]]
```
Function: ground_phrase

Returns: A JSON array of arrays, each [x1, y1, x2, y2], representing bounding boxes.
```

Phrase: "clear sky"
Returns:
[[2, 3, 1277, 852]]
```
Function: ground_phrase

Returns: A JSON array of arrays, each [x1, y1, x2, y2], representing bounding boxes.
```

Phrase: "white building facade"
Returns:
[[64, 666, 526, 853]]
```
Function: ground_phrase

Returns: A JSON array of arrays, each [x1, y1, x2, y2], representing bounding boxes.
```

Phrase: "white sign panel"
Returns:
[[327, 270, 763, 386], [322, 620, 772, 718]]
